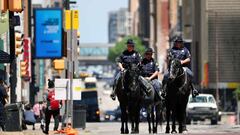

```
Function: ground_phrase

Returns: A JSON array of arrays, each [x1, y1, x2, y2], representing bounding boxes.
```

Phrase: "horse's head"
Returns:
[[169, 59, 183, 80], [125, 63, 140, 91]]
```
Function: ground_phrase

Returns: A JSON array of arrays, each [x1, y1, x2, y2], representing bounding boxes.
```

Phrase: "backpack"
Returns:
[[47, 90, 59, 110]]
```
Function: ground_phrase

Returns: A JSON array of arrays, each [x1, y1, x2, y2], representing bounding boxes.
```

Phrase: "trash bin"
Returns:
[[73, 104, 86, 129], [5, 103, 22, 131]]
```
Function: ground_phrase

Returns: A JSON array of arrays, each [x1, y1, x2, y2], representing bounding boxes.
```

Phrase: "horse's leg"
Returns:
[[147, 107, 152, 133], [179, 98, 188, 133], [151, 106, 156, 133], [135, 104, 140, 134], [165, 107, 170, 134], [154, 104, 161, 134], [171, 108, 177, 134], [125, 113, 129, 134], [120, 104, 125, 134], [129, 105, 135, 134]]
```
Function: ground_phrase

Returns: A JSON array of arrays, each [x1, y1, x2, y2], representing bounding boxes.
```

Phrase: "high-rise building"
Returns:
[[108, 8, 131, 43], [108, 12, 118, 43], [189, 0, 240, 111]]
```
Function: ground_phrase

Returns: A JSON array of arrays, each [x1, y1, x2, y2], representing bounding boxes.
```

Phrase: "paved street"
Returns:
[[1, 122, 240, 135]]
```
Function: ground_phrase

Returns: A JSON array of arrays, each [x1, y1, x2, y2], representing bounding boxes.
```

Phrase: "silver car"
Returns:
[[186, 94, 220, 125]]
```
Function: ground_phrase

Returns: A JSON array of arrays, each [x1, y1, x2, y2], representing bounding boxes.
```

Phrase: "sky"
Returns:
[[32, 0, 128, 43], [77, 0, 128, 43]]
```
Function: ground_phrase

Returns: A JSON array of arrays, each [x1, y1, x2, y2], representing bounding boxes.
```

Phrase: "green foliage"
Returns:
[[108, 35, 146, 62], [234, 86, 240, 100]]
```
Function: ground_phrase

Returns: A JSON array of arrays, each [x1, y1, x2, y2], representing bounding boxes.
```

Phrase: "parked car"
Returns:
[[186, 94, 220, 125]]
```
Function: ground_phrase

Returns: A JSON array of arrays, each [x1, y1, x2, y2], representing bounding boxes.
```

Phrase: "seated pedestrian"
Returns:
[[22, 104, 36, 130]]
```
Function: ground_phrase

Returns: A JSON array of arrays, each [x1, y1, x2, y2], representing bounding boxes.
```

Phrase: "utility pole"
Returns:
[[64, 0, 73, 126], [28, 0, 35, 105], [9, 11, 17, 103]]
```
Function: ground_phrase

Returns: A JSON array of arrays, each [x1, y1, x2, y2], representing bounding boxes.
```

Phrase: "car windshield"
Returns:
[[189, 96, 208, 103], [85, 83, 96, 89], [78, 91, 98, 106], [208, 96, 215, 103]]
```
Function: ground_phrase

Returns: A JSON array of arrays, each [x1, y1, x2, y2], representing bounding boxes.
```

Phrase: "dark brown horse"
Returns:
[[115, 63, 142, 134], [164, 59, 191, 134]]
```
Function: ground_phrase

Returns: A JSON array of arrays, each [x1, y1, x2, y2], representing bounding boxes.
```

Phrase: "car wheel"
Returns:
[[211, 118, 218, 125]]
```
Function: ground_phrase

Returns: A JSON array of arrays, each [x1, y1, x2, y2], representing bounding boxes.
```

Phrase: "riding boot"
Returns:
[[110, 86, 116, 100], [161, 83, 167, 100], [191, 83, 199, 97], [138, 76, 152, 96]]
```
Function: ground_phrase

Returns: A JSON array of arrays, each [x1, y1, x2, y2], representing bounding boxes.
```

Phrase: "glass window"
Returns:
[[189, 96, 208, 103], [208, 96, 215, 103]]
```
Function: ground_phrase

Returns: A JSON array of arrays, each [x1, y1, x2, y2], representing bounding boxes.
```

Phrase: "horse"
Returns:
[[164, 59, 191, 134], [115, 63, 142, 134], [139, 76, 163, 134]]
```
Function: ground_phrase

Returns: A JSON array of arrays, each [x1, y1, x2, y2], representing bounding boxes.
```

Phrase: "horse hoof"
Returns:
[[165, 130, 170, 134], [125, 129, 129, 134], [153, 127, 157, 133], [171, 130, 177, 134]]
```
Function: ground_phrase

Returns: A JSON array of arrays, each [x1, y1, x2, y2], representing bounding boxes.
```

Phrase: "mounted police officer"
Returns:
[[110, 39, 142, 100], [139, 48, 162, 99], [162, 36, 199, 98]]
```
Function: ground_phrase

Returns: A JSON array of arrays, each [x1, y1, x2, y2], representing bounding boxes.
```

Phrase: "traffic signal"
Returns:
[[15, 31, 24, 56], [9, 0, 23, 12], [20, 60, 28, 77], [53, 59, 65, 70], [77, 31, 80, 38]]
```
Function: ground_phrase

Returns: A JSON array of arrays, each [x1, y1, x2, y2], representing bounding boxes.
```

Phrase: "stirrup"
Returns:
[[110, 94, 116, 100]]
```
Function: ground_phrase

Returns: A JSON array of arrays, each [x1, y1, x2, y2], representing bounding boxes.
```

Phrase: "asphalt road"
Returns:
[[2, 122, 240, 135], [82, 122, 240, 135]]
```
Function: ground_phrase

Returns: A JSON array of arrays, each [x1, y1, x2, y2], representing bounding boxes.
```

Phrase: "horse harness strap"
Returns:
[[178, 71, 188, 91]]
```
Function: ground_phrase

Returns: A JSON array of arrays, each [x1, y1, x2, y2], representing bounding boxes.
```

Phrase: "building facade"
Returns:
[[108, 8, 131, 43]]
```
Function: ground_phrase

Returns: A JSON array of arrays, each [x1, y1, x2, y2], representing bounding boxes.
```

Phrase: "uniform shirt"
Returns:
[[141, 58, 159, 78], [170, 47, 191, 68], [116, 50, 142, 68]]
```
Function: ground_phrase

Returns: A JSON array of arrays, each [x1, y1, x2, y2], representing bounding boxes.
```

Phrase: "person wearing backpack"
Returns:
[[42, 79, 62, 134]]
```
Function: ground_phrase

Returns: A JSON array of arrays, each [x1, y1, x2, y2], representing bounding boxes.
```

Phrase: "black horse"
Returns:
[[164, 59, 191, 134], [140, 77, 163, 134], [115, 63, 142, 134]]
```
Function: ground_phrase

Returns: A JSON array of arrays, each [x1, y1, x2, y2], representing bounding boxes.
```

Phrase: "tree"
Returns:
[[108, 36, 145, 62], [234, 86, 240, 100]]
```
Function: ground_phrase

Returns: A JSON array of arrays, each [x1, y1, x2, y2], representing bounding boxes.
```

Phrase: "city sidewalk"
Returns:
[[0, 123, 88, 135]]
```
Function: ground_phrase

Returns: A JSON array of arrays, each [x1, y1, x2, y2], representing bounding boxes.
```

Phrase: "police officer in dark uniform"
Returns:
[[162, 36, 199, 98], [140, 48, 162, 99], [110, 39, 142, 100]]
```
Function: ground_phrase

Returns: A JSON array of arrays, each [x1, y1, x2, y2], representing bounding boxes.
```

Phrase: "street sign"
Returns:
[[65, 10, 71, 30], [72, 10, 79, 30], [34, 9, 63, 59], [55, 79, 83, 100], [65, 10, 79, 30]]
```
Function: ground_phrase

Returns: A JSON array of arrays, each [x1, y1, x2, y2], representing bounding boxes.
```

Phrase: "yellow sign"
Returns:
[[65, 10, 71, 30], [72, 10, 79, 30], [227, 83, 240, 89], [53, 59, 65, 70]]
